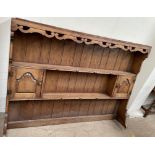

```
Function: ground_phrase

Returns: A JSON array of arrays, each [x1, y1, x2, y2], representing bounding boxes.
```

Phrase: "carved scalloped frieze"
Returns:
[[12, 24, 149, 54]]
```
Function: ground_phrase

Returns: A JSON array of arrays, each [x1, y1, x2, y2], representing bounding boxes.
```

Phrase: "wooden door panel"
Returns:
[[113, 75, 135, 98], [9, 67, 44, 99]]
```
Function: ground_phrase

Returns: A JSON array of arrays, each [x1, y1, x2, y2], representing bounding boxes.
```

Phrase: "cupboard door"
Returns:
[[9, 67, 44, 99], [113, 75, 135, 98]]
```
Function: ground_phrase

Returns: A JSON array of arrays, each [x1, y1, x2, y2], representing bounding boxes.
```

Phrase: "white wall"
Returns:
[[1, 17, 155, 116], [0, 18, 11, 112]]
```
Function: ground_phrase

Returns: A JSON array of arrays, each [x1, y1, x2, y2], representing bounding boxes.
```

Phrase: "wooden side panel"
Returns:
[[106, 76, 117, 96]]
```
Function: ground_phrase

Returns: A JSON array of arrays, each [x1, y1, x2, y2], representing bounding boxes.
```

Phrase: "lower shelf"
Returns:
[[42, 93, 128, 100], [7, 114, 115, 129], [10, 93, 128, 101]]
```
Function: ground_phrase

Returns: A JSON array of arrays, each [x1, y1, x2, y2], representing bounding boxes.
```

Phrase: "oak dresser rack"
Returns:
[[5, 18, 151, 131]]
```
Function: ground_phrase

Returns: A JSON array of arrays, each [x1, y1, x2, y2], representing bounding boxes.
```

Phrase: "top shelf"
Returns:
[[12, 61, 136, 76]]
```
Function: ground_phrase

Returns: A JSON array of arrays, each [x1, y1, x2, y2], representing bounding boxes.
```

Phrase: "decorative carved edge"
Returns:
[[117, 79, 130, 93], [11, 21, 149, 54], [16, 72, 42, 85], [118, 79, 130, 87]]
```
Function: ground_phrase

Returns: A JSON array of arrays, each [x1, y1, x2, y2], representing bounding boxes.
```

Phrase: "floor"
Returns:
[[5, 115, 155, 137]]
